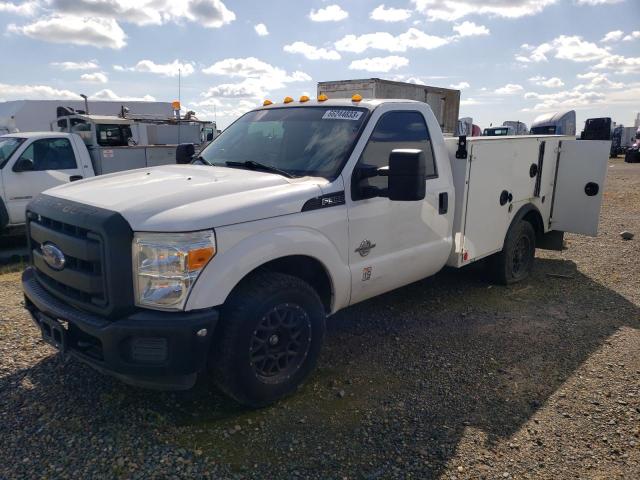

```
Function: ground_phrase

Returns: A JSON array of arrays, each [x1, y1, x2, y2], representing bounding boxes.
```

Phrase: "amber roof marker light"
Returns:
[[352, 94, 363, 102], [317, 94, 328, 102], [299, 95, 310, 102], [283, 96, 294, 104], [263, 99, 273, 106]]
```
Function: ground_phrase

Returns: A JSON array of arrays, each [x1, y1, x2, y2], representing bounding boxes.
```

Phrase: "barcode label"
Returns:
[[322, 110, 363, 121]]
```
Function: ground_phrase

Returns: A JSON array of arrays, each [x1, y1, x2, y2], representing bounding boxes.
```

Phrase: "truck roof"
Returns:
[[258, 98, 424, 111], [1, 131, 74, 139]]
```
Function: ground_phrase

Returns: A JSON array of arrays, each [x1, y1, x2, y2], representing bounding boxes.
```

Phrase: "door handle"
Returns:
[[438, 192, 448, 215], [69, 175, 83, 182]]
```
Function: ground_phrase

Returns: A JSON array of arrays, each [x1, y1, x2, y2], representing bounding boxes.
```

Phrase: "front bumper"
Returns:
[[22, 267, 219, 390]]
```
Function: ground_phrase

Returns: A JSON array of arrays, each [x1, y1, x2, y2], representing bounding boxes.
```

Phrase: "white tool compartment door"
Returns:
[[551, 140, 609, 236]]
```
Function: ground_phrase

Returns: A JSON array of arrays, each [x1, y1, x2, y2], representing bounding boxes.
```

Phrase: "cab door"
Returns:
[[550, 140, 609, 236], [3, 137, 83, 225], [346, 107, 454, 305]]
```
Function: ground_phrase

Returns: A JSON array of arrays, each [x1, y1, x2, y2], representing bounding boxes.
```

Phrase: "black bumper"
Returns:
[[22, 267, 219, 390]]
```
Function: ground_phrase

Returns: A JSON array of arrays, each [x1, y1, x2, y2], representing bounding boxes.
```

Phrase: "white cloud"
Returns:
[[45, 0, 235, 28], [8, 15, 126, 49], [601, 30, 624, 43], [50, 60, 99, 71], [80, 72, 108, 83], [623, 31, 640, 42], [450, 81, 470, 89], [349, 56, 409, 72], [528, 76, 565, 88], [575, 0, 623, 4], [201, 57, 311, 99], [576, 73, 624, 90], [524, 88, 606, 111], [335, 28, 448, 53], [592, 55, 640, 75], [309, 4, 348, 22], [412, 0, 557, 21], [0, 1, 39, 15], [90, 89, 155, 101], [370, 4, 411, 22], [202, 79, 267, 99], [124, 59, 195, 77], [516, 35, 610, 63], [453, 21, 489, 37], [495, 83, 524, 94], [461, 98, 480, 106], [254, 23, 268, 36], [283, 41, 341, 60], [0, 82, 80, 100]]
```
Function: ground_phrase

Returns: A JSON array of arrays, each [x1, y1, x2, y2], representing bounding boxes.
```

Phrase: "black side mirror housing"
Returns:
[[176, 143, 195, 164], [13, 158, 34, 172], [387, 149, 426, 201], [206, 132, 214, 141]]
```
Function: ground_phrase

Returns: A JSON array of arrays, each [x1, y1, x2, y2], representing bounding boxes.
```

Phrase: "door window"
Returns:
[[96, 124, 132, 146], [355, 111, 437, 192], [17, 138, 77, 171]]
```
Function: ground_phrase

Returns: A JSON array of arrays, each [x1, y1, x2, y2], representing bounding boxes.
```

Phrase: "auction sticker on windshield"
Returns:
[[322, 110, 363, 121]]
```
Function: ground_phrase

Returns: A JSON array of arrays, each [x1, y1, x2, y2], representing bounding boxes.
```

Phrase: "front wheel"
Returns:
[[488, 220, 536, 285], [211, 272, 326, 407]]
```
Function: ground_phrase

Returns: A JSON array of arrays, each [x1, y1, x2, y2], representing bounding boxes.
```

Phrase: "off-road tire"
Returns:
[[488, 220, 536, 285], [211, 272, 326, 407]]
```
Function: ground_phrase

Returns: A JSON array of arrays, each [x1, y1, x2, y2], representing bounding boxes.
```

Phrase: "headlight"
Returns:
[[133, 230, 216, 311]]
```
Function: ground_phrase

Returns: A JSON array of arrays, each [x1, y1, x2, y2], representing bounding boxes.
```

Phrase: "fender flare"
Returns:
[[504, 203, 544, 245], [186, 226, 351, 313]]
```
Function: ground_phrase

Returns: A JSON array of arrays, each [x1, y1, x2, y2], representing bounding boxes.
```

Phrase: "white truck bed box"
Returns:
[[446, 135, 610, 268]]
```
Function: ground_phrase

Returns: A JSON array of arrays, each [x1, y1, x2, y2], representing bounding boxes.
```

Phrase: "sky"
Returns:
[[1, 0, 639, 130]]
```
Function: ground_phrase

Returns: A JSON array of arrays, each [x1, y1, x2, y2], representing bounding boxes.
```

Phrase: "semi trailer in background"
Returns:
[[318, 78, 460, 134], [457, 117, 481, 137], [581, 117, 612, 141], [611, 125, 637, 156], [530, 110, 576, 136], [503, 121, 528, 135]]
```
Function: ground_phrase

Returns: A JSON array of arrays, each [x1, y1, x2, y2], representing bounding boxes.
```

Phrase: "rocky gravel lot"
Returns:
[[1, 158, 638, 480]]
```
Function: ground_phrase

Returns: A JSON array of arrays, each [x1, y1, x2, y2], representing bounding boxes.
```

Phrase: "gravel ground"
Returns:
[[1, 158, 638, 480]]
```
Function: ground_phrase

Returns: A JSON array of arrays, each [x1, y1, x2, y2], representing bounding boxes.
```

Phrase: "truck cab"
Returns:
[[483, 126, 514, 136], [0, 132, 93, 233], [20, 96, 610, 407]]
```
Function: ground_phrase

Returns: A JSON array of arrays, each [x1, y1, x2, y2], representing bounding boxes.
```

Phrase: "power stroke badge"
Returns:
[[355, 239, 376, 257]]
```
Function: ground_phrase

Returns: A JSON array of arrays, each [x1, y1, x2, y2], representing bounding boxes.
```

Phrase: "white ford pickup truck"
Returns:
[[0, 132, 94, 234], [22, 98, 609, 406]]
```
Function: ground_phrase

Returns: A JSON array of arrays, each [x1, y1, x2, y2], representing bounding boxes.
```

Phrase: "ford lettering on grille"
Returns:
[[42, 242, 66, 271]]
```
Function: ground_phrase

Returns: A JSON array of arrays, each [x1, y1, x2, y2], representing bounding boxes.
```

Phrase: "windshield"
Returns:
[[0, 137, 25, 169], [484, 128, 509, 136], [96, 124, 133, 147], [531, 126, 556, 135], [199, 106, 369, 178]]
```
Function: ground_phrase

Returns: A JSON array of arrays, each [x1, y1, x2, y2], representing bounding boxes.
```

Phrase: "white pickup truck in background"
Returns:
[[0, 132, 95, 234], [21, 97, 609, 407]]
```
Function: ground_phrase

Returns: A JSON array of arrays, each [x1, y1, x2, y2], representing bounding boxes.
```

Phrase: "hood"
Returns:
[[47, 165, 325, 231]]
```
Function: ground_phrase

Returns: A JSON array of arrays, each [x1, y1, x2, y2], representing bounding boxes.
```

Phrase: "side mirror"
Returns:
[[206, 132, 214, 141], [13, 158, 34, 172], [176, 143, 195, 164], [387, 149, 426, 201]]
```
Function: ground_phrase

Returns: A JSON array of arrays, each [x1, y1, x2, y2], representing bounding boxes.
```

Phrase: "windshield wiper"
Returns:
[[224, 160, 295, 179]]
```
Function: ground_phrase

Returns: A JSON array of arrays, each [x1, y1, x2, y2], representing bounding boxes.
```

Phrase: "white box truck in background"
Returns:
[[318, 78, 460, 134]]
